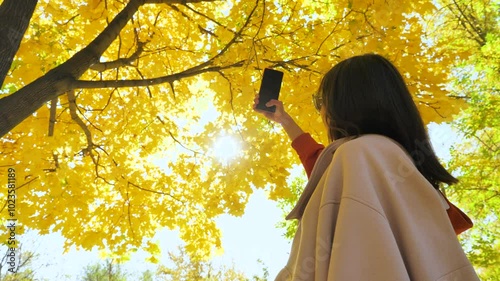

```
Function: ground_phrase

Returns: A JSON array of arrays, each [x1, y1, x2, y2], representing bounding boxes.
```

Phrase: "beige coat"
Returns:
[[275, 134, 479, 281]]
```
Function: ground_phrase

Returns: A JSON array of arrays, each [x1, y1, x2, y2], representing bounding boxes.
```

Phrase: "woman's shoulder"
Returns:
[[336, 134, 406, 153], [333, 134, 413, 165]]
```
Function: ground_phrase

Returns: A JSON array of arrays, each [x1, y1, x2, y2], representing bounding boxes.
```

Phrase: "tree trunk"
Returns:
[[0, 0, 38, 88], [0, 0, 143, 137]]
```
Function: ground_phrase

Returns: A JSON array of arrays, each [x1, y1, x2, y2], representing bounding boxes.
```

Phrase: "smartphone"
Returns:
[[256, 68, 284, 113]]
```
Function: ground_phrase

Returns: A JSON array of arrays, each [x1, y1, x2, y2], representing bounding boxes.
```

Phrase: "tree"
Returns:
[[80, 259, 128, 281], [139, 270, 154, 281], [436, 0, 500, 279], [0, 0, 466, 260], [0, 243, 49, 281], [275, 175, 305, 240], [251, 259, 270, 281], [156, 245, 255, 281], [448, 45, 499, 280]]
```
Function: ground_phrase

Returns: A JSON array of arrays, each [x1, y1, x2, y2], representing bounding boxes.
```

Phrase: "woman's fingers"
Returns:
[[265, 99, 282, 107], [253, 97, 287, 123], [253, 95, 260, 109], [265, 99, 284, 114]]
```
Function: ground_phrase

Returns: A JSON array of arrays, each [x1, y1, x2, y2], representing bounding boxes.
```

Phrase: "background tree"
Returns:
[[0, 0, 467, 261], [435, 0, 500, 279], [80, 259, 128, 281], [0, 244, 49, 281], [275, 176, 305, 240], [139, 270, 154, 281], [157, 245, 266, 281]]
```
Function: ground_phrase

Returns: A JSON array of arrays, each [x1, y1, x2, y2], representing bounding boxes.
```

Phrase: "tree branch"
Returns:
[[157, 115, 204, 155], [217, 70, 247, 143], [316, 11, 352, 54], [48, 98, 57, 136], [472, 133, 496, 153], [90, 41, 146, 72], [134, 67, 154, 98], [67, 90, 94, 156], [125, 184, 136, 240], [15, 176, 38, 191], [0, 0, 237, 137], [72, 61, 245, 89], [127, 181, 184, 204], [145, 0, 218, 3], [262, 56, 319, 73], [177, 0, 259, 75], [419, 100, 446, 119], [0, 0, 145, 137], [449, 0, 486, 46], [182, 3, 237, 35]]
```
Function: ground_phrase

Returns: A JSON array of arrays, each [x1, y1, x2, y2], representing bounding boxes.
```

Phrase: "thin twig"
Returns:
[[128, 181, 184, 204]]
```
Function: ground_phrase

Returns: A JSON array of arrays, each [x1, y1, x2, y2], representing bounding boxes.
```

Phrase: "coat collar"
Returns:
[[286, 136, 354, 220]]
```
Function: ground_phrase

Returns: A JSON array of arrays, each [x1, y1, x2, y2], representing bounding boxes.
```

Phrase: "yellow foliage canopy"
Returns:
[[0, 0, 465, 259]]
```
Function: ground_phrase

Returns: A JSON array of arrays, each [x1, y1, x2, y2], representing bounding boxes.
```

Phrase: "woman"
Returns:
[[254, 54, 479, 281]]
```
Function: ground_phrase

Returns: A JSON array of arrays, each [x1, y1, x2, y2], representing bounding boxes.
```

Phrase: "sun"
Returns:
[[213, 135, 240, 163]]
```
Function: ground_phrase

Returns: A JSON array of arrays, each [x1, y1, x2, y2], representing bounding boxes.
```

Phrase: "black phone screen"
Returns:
[[256, 68, 284, 113]]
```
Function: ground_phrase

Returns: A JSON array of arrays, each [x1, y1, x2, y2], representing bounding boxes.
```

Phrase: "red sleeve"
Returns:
[[291, 133, 325, 178]]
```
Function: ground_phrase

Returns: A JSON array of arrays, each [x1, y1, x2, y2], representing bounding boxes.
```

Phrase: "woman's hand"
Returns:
[[253, 95, 305, 141], [253, 95, 289, 124]]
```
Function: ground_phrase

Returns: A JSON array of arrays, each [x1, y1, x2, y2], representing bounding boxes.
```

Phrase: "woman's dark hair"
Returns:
[[319, 53, 457, 188]]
